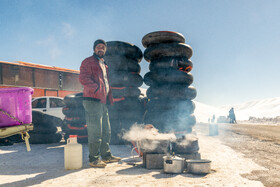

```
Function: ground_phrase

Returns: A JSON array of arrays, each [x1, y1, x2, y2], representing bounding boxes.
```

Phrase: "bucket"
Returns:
[[64, 135, 83, 170], [209, 124, 219, 136], [0, 87, 34, 127]]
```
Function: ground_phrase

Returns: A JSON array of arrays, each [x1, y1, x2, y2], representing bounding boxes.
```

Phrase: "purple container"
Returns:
[[0, 87, 34, 127]]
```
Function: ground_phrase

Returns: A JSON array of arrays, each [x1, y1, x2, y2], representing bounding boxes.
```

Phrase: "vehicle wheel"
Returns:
[[64, 92, 83, 108], [142, 31, 185, 48], [111, 87, 141, 98], [109, 72, 143, 87], [144, 43, 193, 62], [147, 85, 197, 100], [29, 132, 62, 144], [144, 69, 193, 86], [149, 57, 193, 73], [106, 41, 143, 62], [62, 107, 85, 118]]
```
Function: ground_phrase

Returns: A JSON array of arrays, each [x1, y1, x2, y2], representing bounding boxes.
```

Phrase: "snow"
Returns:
[[0, 130, 266, 187]]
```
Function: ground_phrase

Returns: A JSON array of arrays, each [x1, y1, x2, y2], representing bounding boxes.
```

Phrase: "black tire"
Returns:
[[6, 134, 24, 143], [143, 70, 193, 86], [62, 119, 86, 128], [32, 110, 45, 125], [62, 123, 88, 136], [62, 107, 85, 118], [64, 116, 86, 125], [144, 43, 193, 62], [109, 72, 143, 87], [142, 31, 185, 48], [109, 97, 143, 111], [110, 119, 125, 145], [106, 41, 143, 62], [104, 55, 141, 73], [144, 112, 196, 132], [149, 57, 193, 73], [29, 133, 62, 144], [147, 85, 197, 100], [109, 108, 144, 121], [32, 124, 58, 134], [111, 87, 141, 99], [41, 113, 63, 127], [147, 99, 195, 114], [64, 92, 83, 108], [32, 111, 63, 127]]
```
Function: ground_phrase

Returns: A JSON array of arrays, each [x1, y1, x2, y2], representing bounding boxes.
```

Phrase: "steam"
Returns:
[[122, 124, 199, 153], [122, 124, 176, 142]]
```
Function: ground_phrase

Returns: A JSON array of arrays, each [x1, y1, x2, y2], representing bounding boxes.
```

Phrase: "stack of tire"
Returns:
[[62, 93, 88, 143], [29, 110, 63, 144], [142, 31, 197, 133], [104, 41, 144, 144]]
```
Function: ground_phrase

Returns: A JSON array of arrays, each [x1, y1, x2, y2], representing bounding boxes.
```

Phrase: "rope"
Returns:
[[0, 109, 24, 125]]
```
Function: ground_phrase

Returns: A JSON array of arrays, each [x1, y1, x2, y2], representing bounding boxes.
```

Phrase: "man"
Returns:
[[229, 107, 237, 124], [79, 39, 121, 168]]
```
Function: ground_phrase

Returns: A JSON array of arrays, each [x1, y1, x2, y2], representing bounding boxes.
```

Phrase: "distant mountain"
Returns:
[[195, 97, 280, 122], [219, 97, 280, 121]]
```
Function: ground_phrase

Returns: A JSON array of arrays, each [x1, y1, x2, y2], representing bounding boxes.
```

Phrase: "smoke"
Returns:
[[176, 133, 198, 147], [122, 124, 176, 152], [122, 124, 176, 142]]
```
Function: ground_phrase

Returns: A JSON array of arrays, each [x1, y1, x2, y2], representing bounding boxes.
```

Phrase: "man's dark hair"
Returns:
[[93, 39, 107, 50]]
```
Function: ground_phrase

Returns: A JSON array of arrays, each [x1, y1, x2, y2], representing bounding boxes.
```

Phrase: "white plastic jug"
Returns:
[[64, 135, 83, 170]]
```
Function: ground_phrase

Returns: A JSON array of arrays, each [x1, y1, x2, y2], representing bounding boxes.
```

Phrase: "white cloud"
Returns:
[[36, 36, 61, 59], [61, 23, 75, 37]]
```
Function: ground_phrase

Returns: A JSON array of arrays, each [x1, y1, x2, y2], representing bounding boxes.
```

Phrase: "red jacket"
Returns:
[[79, 55, 113, 105]]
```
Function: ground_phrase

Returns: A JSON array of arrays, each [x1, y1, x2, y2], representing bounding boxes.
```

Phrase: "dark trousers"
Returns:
[[83, 100, 111, 162]]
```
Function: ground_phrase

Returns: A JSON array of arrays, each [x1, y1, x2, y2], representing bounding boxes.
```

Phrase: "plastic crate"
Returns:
[[0, 87, 34, 127]]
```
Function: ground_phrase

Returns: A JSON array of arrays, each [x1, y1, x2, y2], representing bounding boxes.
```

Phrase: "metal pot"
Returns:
[[163, 155, 185, 174], [186, 159, 211, 174]]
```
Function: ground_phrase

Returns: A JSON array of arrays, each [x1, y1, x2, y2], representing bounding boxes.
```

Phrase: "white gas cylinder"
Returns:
[[64, 135, 83, 170]]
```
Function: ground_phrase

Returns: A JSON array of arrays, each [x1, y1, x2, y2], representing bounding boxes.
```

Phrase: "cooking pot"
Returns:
[[186, 159, 211, 174], [163, 155, 185, 174]]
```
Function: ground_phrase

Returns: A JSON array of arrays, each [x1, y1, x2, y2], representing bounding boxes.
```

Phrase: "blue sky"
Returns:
[[1, 0, 280, 106]]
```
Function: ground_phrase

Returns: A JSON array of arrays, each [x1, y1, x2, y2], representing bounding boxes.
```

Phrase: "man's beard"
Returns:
[[95, 51, 105, 58]]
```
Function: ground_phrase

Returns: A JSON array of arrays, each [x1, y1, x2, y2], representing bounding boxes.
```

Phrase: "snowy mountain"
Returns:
[[195, 97, 280, 122]]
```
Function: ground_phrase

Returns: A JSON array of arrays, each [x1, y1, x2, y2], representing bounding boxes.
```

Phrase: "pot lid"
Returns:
[[186, 159, 211, 163], [163, 155, 184, 161]]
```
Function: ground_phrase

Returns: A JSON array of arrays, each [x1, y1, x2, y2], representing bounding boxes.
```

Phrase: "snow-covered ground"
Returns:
[[0, 128, 266, 187]]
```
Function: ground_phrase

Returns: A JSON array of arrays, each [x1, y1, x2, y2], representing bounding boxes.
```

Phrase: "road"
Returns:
[[195, 123, 280, 187]]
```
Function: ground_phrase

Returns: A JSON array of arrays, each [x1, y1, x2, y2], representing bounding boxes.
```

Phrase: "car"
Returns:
[[32, 96, 65, 119]]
